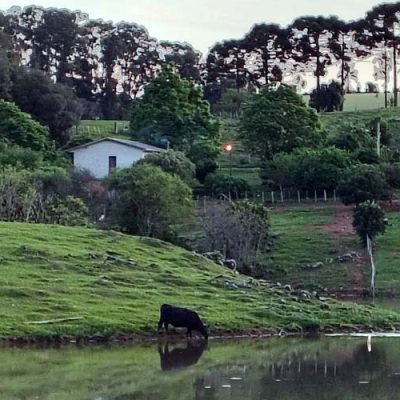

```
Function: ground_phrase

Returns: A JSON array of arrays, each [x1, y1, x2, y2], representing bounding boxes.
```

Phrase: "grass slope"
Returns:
[[265, 205, 357, 290], [0, 222, 399, 339]]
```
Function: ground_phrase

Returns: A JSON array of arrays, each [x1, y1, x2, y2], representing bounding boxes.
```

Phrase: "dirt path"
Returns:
[[319, 205, 367, 292], [320, 204, 355, 239]]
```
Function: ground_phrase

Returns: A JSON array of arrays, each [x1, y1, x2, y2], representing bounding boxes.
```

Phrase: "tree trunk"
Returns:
[[263, 48, 270, 87], [340, 34, 346, 90], [393, 39, 398, 107], [315, 38, 321, 112], [384, 48, 388, 108]]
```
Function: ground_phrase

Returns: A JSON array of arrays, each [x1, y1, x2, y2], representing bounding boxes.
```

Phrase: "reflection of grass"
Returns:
[[0, 221, 399, 339], [0, 337, 383, 400]]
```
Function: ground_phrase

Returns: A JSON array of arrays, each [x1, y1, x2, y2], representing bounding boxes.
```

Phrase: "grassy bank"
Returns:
[[0, 222, 399, 340]]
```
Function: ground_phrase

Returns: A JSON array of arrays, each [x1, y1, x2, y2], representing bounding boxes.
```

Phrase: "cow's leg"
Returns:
[[164, 322, 169, 334], [157, 318, 163, 333], [187, 328, 192, 339]]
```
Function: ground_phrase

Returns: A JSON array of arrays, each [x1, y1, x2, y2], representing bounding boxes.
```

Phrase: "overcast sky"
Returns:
[[0, 0, 389, 53]]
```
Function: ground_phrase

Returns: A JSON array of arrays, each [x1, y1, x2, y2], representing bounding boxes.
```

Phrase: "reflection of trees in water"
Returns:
[[194, 340, 400, 400], [158, 341, 207, 371]]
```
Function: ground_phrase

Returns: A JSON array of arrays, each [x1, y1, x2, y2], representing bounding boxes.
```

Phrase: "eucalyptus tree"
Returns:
[[31, 8, 79, 83]]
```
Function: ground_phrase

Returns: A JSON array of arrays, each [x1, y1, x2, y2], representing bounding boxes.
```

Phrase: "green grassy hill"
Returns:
[[0, 222, 399, 340]]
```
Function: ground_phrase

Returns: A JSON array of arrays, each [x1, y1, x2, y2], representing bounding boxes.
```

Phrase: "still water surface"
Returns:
[[1, 336, 400, 399]]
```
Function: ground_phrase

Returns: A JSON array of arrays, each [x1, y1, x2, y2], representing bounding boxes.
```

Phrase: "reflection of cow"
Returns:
[[158, 341, 207, 371], [158, 304, 208, 340]]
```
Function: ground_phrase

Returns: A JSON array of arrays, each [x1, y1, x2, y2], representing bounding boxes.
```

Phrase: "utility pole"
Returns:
[[376, 120, 381, 158]]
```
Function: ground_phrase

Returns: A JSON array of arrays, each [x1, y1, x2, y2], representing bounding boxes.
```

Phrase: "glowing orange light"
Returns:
[[224, 144, 233, 152]]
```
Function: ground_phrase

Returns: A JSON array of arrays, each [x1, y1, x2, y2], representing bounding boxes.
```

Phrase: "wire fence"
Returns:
[[196, 189, 339, 209]]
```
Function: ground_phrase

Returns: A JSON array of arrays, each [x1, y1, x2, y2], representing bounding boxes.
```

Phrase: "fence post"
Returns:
[[314, 190, 317, 203], [297, 191, 301, 203], [245, 191, 248, 199], [280, 190, 284, 202], [333, 189, 337, 202], [324, 189, 327, 202], [271, 191, 275, 204]]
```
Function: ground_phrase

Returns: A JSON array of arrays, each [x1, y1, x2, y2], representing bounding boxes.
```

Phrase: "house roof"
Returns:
[[67, 137, 165, 153]]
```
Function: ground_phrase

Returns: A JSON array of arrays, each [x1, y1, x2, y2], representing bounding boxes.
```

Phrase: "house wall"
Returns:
[[72, 141, 147, 178]]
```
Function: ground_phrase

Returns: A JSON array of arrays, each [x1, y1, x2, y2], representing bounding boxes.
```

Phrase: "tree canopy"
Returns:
[[130, 67, 220, 152], [107, 164, 193, 239], [0, 100, 51, 152], [240, 85, 324, 160]]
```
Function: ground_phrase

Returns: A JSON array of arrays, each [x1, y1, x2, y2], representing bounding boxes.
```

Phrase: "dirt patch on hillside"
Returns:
[[320, 204, 355, 240], [319, 205, 368, 291]]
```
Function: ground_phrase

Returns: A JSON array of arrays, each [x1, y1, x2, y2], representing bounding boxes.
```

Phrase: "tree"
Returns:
[[309, 81, 344, 112], [11, 68, 82, 146], [130, 66, 220, 153], [262, 147, 351, 191], [202, 200, 271, 273], [242, 23, 290, 88], [0, 100, 51, 152], [204, 174, 250, 198], [31, 9, 79, 82], [290, 16, 339, 108], [240, 85, 323, 160], [353, 201, 386, 247], [328, 126, 372, 152], [365, 4, 400, 107], [137, 150, 196, 184], [107, 164, 193, 239], [0, 31, 13, 100], [337, 164, 391, 205]]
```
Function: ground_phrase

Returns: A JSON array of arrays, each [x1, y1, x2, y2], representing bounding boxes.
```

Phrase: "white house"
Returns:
[[67, 137, 165, 179]]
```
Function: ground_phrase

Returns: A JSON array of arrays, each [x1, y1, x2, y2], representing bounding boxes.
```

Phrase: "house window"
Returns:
[[109, 156, 117, 174]]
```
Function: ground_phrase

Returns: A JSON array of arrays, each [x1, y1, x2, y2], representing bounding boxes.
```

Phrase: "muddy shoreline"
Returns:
[[1, 325, 399, 348]]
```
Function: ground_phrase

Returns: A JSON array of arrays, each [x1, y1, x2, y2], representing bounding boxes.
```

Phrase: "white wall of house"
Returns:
[[72, 141, 148, 179]]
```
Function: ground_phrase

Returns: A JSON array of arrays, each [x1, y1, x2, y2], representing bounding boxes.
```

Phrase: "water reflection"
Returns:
[[0, 337, 400, 399], [158, 340, 207, 371]]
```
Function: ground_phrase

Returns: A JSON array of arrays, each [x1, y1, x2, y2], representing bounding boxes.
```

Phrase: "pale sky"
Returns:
[[0, 0, 390, 54]]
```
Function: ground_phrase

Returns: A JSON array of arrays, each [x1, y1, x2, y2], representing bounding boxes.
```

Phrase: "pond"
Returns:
[[1, 336, 400, 399]]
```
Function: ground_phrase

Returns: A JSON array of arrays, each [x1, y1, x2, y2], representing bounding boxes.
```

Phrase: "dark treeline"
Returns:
[[2, 3, 400, 116]]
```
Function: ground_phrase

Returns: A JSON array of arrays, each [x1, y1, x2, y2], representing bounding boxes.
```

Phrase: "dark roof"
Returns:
[[67, 137, 165, 153]]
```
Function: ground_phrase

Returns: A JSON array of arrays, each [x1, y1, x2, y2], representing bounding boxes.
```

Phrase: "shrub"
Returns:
[[204, 174, 250, 198], [353, 201, 386, 247], [337, 164, 391, 205], [137, 150, 196, 184], [107, 164, 193, 239]]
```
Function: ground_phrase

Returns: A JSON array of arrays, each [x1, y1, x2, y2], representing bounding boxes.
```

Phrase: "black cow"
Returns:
[[158, 341, 207, 371], [157, 304, 208, 340]]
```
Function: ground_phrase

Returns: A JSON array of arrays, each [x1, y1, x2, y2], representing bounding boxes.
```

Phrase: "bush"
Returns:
[[204, 174, 250, 198], [337, 164, 391, 205], [137, 150, 196, 184], [262, 147, 351, 191], [382, 163, 400, 188], [47, 195, 90, 226], [107, 164, 193, 239], [353, 201, 386, 247], [202, 200, 272, 271]]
